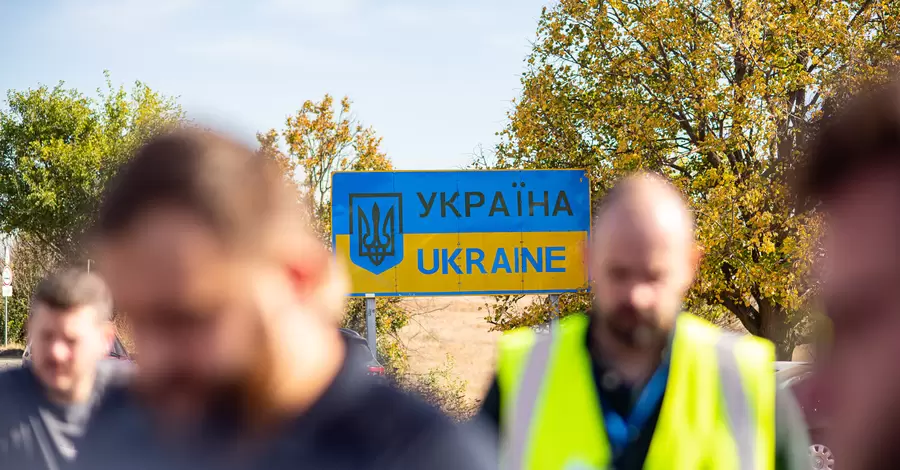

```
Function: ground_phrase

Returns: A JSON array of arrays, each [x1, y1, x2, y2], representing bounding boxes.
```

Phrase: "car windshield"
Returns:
[[776, 365, 812, 388], [110, 337, 128, 357]]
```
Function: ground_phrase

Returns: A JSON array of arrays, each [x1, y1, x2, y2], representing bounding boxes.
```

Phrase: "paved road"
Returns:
[[0, 358, 21, 370]]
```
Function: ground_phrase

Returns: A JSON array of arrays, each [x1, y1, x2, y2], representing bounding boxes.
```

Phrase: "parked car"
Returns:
[[339, 328, 385, 378], [22, 335, 131, 366], [775, 361, 807, 373], [777, 362, 833, 470]]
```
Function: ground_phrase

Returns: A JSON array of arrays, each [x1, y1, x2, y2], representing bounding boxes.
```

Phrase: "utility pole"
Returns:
[[2, 245, 10, 346]]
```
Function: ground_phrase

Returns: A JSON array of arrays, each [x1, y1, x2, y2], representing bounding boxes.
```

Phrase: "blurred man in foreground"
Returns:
[[0, 269, 125, 470], [801, 79, 900, 470], [76, 129, 495, 470], [478, 173, 810, 469]]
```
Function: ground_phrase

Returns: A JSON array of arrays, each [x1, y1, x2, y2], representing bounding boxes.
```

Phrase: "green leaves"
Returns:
[[0, 75, 183, 343], [0, 75, 184, 260]]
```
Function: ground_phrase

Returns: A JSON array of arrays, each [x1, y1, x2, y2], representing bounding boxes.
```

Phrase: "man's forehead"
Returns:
[[593, 203, 690, 251], [116, 261, 239, 308], [31, 303, 99, 328], [98, 227, 246, 308]]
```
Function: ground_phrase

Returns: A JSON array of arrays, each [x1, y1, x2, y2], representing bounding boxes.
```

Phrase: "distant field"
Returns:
[[0, 303, 810, 385], [397, 296, 812, 404], [398, 296, 510, 403]]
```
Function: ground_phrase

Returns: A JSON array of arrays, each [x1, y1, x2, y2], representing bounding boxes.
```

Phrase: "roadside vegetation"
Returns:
[[1, 82, 474, 416]]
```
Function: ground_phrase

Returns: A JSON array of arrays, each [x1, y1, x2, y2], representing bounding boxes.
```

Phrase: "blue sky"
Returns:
[[0, 0, 550, 170]]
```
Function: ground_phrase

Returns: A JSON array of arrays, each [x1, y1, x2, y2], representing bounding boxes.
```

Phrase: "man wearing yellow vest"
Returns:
[[477, 172, 810, 470]]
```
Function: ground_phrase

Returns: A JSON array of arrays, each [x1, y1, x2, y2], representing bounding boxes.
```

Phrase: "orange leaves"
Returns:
[[257, 94, 393, 244]]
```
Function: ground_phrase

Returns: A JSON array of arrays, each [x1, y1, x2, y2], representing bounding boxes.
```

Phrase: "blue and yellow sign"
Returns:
[[332, 170, 590, 296]]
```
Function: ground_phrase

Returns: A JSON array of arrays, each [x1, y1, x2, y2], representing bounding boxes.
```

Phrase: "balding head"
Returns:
[[589, 172, 699, 346], [593, 172, 695, 241]]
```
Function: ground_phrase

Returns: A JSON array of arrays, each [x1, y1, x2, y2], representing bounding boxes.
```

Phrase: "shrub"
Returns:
[[400, 355, 477, 421]]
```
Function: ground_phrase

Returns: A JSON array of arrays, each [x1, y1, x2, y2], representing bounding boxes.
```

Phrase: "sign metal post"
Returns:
[[365, 294, 376, 355], [549, 294, 560, 318]]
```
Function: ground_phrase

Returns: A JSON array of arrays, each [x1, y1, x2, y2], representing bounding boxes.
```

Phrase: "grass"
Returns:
[[398, 296, 504, 401]]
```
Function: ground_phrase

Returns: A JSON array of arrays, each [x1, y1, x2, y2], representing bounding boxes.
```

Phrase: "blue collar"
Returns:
[[585, 313, 676, 455]]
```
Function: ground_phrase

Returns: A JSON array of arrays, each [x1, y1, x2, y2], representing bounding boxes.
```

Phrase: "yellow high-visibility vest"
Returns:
[[497, 313, 775, 470]]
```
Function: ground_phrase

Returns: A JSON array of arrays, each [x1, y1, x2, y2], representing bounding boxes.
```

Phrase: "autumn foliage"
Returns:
[[485, 0, 900, 358], [257, 95, 410, 372]]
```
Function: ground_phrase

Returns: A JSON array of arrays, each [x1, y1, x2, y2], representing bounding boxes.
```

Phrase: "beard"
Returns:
[[596, 303, 668, 349], [133, 366, 249, 429], [131, 334, 265, 435]]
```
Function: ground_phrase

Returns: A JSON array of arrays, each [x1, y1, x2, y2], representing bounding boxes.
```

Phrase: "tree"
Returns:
[[3, 234, 57, 344], [0, 73, 184, 262], [260, 95, 392, 244], [257, 95, 409, 372], [0, 75, 183, 339], [488, 0, 900, 359]]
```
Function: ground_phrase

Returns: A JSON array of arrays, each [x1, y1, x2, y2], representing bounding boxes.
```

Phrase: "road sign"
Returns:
[[1, 286, 9, 297], [332, 169, 591, 296], [1, 267, 10, 286]]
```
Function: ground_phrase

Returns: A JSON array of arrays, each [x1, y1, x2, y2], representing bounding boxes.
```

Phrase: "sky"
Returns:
[[0, 0, 551, 170]]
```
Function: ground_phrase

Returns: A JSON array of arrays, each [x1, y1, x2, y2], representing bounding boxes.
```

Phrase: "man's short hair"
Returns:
[[94, 128, 348, 321], [802, 79, 900, 204], [31, 269, 113, 321], [95, 128, 300, 247]]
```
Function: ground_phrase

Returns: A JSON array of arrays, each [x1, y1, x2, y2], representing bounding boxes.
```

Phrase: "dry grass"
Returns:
[[113, 315, 135, 352], [109, 296, 813, 401], [0, 341, 24, 351], [398, 296, 512, 403], [397, 296, 813, 404]]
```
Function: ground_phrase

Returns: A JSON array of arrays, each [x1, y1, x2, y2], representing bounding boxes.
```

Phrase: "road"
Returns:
[[0, 358, 21, 370]]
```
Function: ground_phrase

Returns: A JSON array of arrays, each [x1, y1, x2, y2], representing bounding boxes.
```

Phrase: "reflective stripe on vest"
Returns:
[[716, 333, 756, 470], [503, 326, 557, 470], [498, 314, 776, 470]]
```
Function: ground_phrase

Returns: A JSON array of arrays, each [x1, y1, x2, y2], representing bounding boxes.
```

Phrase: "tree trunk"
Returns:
[[758, 303, 795, 361]]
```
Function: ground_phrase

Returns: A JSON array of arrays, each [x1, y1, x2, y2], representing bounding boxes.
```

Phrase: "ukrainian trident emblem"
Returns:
[[348, 193, 404, 275]]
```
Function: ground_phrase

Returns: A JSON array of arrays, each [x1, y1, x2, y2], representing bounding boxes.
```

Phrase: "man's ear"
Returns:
[[686, 242, 703, 286], [583, 236, 592, 269], [583, 236, 597, 285], [582, 240, 589, 268], [285, 263, 316, 298], [284, 242, 328, 298]]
